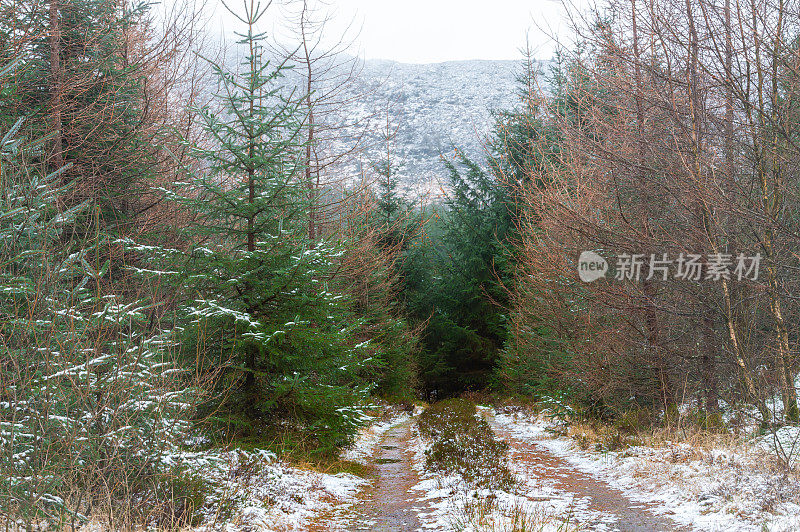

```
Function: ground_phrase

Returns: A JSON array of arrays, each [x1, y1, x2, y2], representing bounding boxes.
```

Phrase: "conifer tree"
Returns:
[[370, 111, 414, 249], [492, 55, 587, 398], [408, 151, 512, 398], [131, 0, 372, 453], [0, 0, 195, 241]]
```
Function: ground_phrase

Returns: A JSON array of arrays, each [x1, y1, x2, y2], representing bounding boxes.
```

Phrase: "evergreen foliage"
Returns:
[[0, 113, 193, 527], [354, 136, 421, 400], [409, 151, 512, 398], [0, 0, 160, 230]]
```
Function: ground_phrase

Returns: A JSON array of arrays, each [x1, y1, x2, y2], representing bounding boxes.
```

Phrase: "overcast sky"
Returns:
[[185, 0, 571, 64]]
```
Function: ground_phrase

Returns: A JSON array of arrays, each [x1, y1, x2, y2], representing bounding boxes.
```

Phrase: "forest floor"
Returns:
[[185, 403, 800, 531], [405, 407, 690, 532], [485, 405, 800, 532]]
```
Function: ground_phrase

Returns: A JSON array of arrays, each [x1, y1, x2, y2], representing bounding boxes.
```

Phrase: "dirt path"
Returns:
[[488, 416, 692, 532], [311, 418, 429, 532], [312, 412, 691, 531], [349, 418, 428, 531]]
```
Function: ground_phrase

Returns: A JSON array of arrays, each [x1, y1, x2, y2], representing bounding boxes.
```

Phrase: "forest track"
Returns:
[[311, 411, 692, 531], [486, 413, 692, 532]]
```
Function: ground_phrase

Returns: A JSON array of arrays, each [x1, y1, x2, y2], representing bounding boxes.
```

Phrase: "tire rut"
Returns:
[[353, 418, 427, 531], [489, 416, 692, 532], [311, 418, 429, 531]]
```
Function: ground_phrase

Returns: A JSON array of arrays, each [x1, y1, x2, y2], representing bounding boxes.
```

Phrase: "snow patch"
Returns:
[[341, 412, 411, 465], [177, 449, 366, 531]]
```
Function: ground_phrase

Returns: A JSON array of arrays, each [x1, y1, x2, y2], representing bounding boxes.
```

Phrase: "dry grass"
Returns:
[[448, 494, 583, 532]]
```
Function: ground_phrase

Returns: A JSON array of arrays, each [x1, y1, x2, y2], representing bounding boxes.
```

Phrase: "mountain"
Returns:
[[340, 59, 523, 196]]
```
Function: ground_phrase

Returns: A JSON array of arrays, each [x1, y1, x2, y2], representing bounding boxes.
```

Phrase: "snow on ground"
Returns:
[[491, 407, 800, 532], [177, 449, 365, 531], [156, 404, 800, 531], [758, 424, 800, 468], [179, 408, 416, 531], [407, 408, 616, 532]]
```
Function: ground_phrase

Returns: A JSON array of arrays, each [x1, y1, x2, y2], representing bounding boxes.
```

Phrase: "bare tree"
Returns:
[[273, 0, 372, 242], [504, 0, 800, 425]]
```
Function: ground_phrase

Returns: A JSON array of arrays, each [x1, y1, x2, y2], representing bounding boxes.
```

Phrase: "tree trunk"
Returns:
[[49, 0, 63, 170], [301, 0, 316, 244]]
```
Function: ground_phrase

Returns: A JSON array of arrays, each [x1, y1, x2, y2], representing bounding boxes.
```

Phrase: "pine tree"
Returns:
[[129, 0, 372, 453], [374, 153, 403, 228], [442, 151, 512, 348], [492, 53, 582, 398]]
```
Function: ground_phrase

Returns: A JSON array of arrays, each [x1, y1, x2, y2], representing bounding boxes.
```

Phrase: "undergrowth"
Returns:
[[565, 406, 742, 455], [418, 399, 514, 489], [450, 495, 582, 532]]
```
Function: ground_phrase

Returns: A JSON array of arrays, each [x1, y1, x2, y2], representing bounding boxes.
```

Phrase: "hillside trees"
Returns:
[[267, 0, 419, 402], [333, 180, 420, 400], [0, 2, 211, 529], [381, 142, 514, 400], [422, 153, 514, 397], [351, 112, 421, 398], [407, 53, 556, 399], [492, 53, 571, 398], [1, 0, 424, 523]]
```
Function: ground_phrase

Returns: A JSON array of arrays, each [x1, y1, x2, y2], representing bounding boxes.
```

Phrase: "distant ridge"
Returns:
[[340, 58, 525, 195]]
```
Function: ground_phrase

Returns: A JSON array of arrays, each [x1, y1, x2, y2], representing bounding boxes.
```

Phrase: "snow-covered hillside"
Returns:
[[219, 48, 546, 196], [345, 59, 521, 191]]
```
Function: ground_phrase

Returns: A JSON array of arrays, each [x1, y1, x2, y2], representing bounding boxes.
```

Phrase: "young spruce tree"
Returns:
[[0, 78, 194, 528], [133, 0, 372, 454]]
